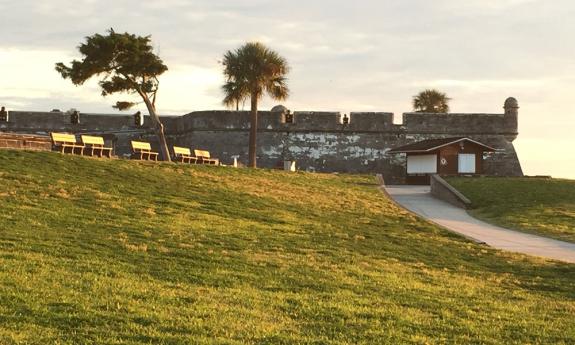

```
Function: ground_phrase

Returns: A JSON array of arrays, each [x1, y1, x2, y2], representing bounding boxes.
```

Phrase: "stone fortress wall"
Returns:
[[0, 98, 523, 184]]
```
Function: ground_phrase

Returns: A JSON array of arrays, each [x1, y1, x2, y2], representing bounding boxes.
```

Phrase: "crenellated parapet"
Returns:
[[402, 112, 516, 136], [1, 98, 518, 137], [175, 111, 398, 133], [0, 110, 178, 134]]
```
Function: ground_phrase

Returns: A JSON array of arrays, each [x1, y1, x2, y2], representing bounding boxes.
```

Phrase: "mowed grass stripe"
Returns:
[[447, 177, 575, 244]]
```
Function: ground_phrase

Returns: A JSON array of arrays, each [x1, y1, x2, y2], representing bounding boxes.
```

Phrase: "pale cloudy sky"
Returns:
[[0, 0, 574, 178]]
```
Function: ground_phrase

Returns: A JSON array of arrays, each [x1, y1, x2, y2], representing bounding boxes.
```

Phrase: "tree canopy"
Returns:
[[412, 89, 451, 113], [222, 42, 289, 167], [55, 29, 171, 161], [55, 29, 167, 106]]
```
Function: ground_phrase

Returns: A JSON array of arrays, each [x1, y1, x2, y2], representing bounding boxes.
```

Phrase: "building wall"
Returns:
[[436, 141, 486, 175], [0, 102, 523, 184]]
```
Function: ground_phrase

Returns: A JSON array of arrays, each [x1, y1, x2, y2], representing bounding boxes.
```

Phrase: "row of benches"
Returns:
[[51, 133, 112, 157], [50, 132, 219, 165], [173, 146, 218, 165]]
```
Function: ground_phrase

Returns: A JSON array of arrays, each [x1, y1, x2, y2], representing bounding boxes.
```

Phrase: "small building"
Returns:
[[387, 137, 496, 185]]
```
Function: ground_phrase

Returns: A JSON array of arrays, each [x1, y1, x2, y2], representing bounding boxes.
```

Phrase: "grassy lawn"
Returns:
[[447, 177, 575, 243], [0, 150, 573, 344]]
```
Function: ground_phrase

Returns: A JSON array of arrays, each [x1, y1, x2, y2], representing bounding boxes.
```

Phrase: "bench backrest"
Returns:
[[194, 149, 211, 159], [131, 141, 152, 152], [173, 146, 191, 156], [51, 132, 77, 144], [81, 135, 105, 146]]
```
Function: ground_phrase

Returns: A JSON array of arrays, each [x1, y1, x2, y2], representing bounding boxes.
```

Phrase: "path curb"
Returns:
[[376, 175, 486, 245], [430, 175, 472, 209]]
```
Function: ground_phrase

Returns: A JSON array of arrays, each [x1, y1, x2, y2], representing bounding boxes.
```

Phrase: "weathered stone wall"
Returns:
[[0, 101, 523, 183]]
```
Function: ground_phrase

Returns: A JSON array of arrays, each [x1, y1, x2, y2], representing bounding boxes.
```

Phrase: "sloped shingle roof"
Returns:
[[387, 137, 496, 153]]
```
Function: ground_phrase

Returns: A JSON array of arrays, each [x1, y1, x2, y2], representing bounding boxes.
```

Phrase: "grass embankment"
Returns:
[[0, 151, 573, 344], [447, 177, 575, 243]]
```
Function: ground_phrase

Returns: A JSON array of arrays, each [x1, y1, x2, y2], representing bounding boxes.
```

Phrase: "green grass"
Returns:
[[447, 177, 575, 243], [0, 150, 573, 344]]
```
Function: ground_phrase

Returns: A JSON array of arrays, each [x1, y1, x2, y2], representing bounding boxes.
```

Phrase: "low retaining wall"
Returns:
[[430, 175, 471, 209], [0, 133, 52, 151]]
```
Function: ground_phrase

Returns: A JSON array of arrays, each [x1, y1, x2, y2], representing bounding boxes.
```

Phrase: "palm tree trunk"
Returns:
[[248, 94, 258, 168], [142, 97, 171, 162]]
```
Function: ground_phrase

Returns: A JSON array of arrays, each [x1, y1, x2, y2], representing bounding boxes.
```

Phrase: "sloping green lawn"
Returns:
[[0, 150, 574, 344], [447, 177, 575, 243]]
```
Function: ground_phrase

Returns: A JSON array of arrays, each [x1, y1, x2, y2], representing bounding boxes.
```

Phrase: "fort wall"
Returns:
[[0, 98, 523, 183]]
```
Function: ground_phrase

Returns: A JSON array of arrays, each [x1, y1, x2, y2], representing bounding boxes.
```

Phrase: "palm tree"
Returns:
[[222, 80, 248, 111], [413, 89, 450, 113], [222, 42, 289, 168]]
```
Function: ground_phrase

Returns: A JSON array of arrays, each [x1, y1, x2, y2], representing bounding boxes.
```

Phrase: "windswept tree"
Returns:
[[413, 89, 451, 113], [55, 29, 171, 161], [222, 42, 289, 168]]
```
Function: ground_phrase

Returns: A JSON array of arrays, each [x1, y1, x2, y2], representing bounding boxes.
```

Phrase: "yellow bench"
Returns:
[[194, 149, 219, 165], [131, 141, 159, 161], [50, 132, 84, 155], [81, 135, 113, 158], [173, 146, 198, 164]]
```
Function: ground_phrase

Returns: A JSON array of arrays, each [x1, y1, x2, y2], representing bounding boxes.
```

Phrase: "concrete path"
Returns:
[[384, 185, 575, 264]]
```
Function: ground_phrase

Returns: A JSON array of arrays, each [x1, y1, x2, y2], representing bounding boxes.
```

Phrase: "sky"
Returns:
[[0, 0, 574, 178]]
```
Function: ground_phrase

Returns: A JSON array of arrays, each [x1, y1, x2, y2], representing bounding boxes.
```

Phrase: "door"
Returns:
[[407, 154, 437, 174], [458, 153, 476, 173]]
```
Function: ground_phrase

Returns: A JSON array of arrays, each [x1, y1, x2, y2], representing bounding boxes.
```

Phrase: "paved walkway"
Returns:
[[384, 185, 575, 264]]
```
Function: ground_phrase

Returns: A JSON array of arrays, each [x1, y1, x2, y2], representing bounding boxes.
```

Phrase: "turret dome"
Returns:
[[271, 105, 288, 113], [504, 97, 518, 109]]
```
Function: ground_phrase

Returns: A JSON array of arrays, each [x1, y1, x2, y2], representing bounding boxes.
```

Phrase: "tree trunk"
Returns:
[[248, 94, 258, 168], [142, 97, 171, 162]]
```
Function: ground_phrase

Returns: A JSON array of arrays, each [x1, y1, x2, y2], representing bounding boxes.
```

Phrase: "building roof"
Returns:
[[387, 137, 496, 154]]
